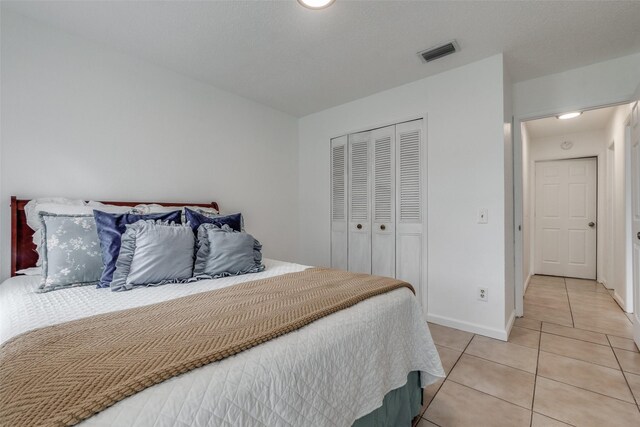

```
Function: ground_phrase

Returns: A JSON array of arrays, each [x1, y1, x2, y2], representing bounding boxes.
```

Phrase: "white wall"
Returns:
[[513, 52, 640, 316], [525, 129, 608, 284], [298, 55, 510, 339], [0, 11, 300, 279], [514, 53, 640, 119], [605, 104, 633, 311]]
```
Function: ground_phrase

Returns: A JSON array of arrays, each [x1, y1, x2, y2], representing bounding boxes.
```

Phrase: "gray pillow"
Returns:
[[38, 213, 103, 292], [110, 220, 195, 291], [193, 224, 264, 279]]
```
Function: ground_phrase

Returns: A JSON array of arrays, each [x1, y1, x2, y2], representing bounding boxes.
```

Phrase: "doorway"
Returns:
[[517, 103, 636, 315], [534, 158, 597, 279]]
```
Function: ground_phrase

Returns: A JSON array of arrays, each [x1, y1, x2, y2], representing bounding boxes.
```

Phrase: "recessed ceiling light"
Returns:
[[297, 0, 335, 10], [556, 112, 582, 120]]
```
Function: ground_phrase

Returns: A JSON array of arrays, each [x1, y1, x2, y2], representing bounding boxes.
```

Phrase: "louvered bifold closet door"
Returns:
[[331, 136, 348, 270], [348, 131, 372, 274], [371, 126, 396, 277], [396, 119, 425, 298]]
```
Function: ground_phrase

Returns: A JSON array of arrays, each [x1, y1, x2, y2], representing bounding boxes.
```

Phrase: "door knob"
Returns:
[[380, 224, 386, 230], [637, 231, 640, 240], [588, 222, 596, 228], [356, 224, 362, 230]]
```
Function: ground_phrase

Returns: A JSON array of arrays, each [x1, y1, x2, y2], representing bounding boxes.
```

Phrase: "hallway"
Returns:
[[524, 275, 634, 338], [415, 275, 640, 426]]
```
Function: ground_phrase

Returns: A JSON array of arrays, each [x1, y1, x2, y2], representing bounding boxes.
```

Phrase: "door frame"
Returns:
[[532, 156, 599, 280], [514, 100, 632, 317]]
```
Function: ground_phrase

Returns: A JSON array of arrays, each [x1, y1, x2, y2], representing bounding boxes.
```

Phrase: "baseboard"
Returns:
[[523, 274, 531, 293], [505, 310, 516, 337], [612, 291, 632, 313], [427, 313, 510, 341]]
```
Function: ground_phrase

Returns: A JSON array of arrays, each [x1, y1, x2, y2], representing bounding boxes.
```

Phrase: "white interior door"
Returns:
[[330, 135, 348, 270], [371, 125, 395, 277], [630, 87, 640, 347], [535, 158, 597, 279], [348, 131, 372, 274]]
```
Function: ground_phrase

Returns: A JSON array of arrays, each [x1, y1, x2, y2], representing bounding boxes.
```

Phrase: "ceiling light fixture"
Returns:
[[297, 0, 335, 10], [556, 112, 582, 120]]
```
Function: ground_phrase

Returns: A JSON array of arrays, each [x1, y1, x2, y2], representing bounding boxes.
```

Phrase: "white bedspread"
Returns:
[[0, 259, 444, 426]]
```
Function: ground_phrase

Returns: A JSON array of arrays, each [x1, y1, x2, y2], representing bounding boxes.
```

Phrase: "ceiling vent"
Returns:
[[418, 40, 459, 63]]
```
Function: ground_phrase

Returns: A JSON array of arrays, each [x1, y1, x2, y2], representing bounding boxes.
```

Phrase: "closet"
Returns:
[[331, 119, 425, 293]]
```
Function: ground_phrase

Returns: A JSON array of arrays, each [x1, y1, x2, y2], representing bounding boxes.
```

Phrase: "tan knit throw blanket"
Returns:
[[0, 268, 413, 426]]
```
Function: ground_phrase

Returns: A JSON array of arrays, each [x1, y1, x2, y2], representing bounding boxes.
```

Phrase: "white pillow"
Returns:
[[130, 204, 219, 224], [24, 198, 85, 231], [26, 201, 132, 231], [131, 204, 219, 216], [16, 267, 42, 276]]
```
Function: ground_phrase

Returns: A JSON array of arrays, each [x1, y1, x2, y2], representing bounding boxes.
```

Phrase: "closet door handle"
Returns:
[[380, 224, 386, 231], [356, 224, 362, 230]]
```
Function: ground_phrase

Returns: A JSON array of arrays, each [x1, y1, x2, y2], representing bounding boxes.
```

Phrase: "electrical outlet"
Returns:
[[478, 287, 488, 302], [478, 208, 488, 224]]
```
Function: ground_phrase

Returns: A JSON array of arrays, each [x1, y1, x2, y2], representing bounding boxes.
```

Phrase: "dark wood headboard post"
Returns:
[[9, 198, 220, 277], [10, 196, 18, 277]]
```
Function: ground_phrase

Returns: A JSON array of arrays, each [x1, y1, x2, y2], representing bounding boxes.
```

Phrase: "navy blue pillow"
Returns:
[[184, 208, 242, 233], [93, 209, 182, 288]]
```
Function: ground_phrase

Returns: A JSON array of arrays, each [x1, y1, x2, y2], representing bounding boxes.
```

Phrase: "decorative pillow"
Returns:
[[93, 210, 182, 288], [37, 213, 103, 292], [193, 224, 264, 279], [131, 204, 220, 224], [110, 220, 195, 292], [185, 208, 243, 233], [25, 200, 131, 267]]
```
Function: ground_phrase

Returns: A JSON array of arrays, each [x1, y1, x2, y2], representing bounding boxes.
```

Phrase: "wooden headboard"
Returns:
[[10, 197, 220, 277]]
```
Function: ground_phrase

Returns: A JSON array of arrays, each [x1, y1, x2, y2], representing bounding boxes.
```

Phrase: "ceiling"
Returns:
[[3, 1, 640, 117], [525, 105, 618, 139]]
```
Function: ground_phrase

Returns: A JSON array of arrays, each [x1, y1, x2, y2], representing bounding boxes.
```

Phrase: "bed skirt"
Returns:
[[352, 371, 422, 427]]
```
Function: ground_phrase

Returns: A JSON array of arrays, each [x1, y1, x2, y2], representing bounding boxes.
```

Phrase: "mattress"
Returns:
[[0, 259, 444, 426]]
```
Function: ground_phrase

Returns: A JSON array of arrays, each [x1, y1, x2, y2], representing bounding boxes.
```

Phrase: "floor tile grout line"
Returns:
[[462, 350, 538, 375], [532, 411, 578, 427], [536, 373, 637, 406], [425, 381, 533, 425], [421, 334, 475, 422], [432, 342, 469, 353], [542, 319, 621, 337], [530, 318, 543, 427], [472, 332, 540, 352], [538, 348, 622, 372], [609, 334, 640, 411], [445, 377, 534, 412], [563, 277, 576, 328], [513, 322, 542, 332], [540, 329, 610, 347], [419, 341, 468, 414], [538, 346, 620, 370]]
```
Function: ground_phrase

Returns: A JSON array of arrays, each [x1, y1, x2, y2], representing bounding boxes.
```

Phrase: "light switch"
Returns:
[[478, 208, 488, 224]]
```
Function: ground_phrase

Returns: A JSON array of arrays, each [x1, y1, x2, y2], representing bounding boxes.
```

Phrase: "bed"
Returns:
[[0, 197, 444, 426]]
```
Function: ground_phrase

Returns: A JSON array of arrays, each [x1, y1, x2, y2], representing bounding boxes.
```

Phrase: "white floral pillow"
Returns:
[[38, 213, 104, 293]]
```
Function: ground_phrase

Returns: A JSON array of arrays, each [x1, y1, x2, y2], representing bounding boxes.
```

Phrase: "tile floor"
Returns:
[[414, 275, 640, 427]]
